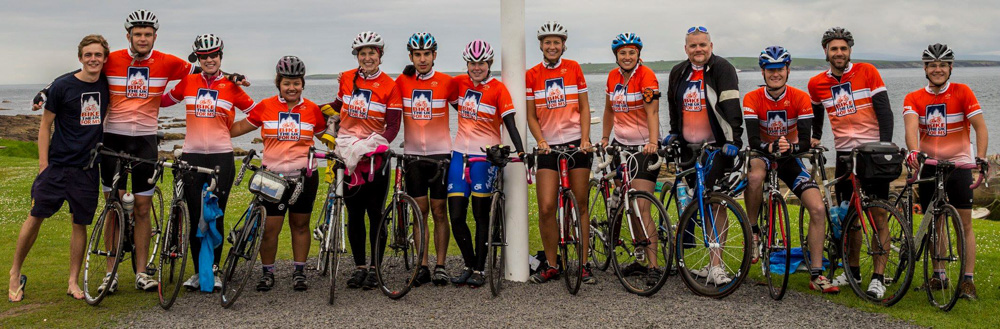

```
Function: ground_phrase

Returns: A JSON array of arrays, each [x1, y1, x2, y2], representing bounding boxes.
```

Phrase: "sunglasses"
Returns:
[[687, 26, 708, 34], [197, 53, 221, 60]]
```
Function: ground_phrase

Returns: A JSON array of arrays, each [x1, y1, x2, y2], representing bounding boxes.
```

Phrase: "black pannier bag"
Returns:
[[855, 142, 903, 180]]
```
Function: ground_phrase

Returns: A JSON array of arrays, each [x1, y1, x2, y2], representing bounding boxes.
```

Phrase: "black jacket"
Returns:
[[667, 54, 743, 147]]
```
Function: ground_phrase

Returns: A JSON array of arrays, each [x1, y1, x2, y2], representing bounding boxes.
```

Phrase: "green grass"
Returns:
[[0, 139, 40, 159]]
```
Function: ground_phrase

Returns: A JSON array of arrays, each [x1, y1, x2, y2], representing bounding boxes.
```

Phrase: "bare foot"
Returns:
[[67, 283, 84, 300]]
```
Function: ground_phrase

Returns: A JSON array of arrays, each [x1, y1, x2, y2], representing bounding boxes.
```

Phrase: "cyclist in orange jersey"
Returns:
[[525, 21, 595, 284], [903, 44, 989, 300]]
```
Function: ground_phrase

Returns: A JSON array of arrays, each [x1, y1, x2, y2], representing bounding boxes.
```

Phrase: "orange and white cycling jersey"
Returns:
[[526, 59, 588, 144], [742, 86, 813, 144], [246, 96, 326, 175], [605, 65, 658, 145], [807, 62, 887, 151], [165, 74, 256, 154], [105, 49, 193, 136], [903, 82, 982, 165], [451, 75, 516, 156], [681, 67, 714, 144], [336, 68, 403, 140], [395, 71, 455, 156]]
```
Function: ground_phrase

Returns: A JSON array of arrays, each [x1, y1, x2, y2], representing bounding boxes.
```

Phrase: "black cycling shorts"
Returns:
[[100, 132, 158, 196], [917, 165, 973, 210], [754, 156, 819, 197], [262, 172, 319, 217], [679, 146, 734, 191], [834, 151, 890, 202], [536, 139, 594, 172], [403, 154, 450, 199]]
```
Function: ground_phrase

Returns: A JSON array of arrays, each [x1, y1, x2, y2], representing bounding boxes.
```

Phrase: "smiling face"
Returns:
[[684, 32, 713, 66], [408, 49, 436, 75], [825, 39, 851, 71], [356, 46, 381, 74], [539, 35, 565, 63], [198, 52, 222, 76], [278, 77, 304, 103], [78, 43, 107, 75], [924, 61, 952, 86], [615, 46, 639, 71], [762, 66, 789, 90], [127, 26, 157, 55], [467, 61, 491, 83]]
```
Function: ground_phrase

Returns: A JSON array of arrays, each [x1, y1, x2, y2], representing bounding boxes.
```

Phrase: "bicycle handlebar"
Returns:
[[603, 145, 663, 172], [907, 152, 986, 188]]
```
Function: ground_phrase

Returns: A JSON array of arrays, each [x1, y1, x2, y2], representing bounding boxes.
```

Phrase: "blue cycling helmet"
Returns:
[[612, 33, 643, 53], [759, 46, 791, 69], [407, 32, 437, 52]]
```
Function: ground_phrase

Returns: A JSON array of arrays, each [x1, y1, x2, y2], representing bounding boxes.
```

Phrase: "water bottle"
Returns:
[[676, 180, 692, 211], [122, 192, 135, 215], [830, 201, 848, 239]]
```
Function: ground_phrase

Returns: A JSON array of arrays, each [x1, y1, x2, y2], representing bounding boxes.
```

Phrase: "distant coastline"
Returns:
[[304, 58, 1000, 79]]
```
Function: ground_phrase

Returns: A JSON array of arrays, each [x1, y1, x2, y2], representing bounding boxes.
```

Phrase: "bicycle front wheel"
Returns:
[[922, 203, 965, 311], [328, 199, 344, 305], [588, 180, 611, 271], [142, 186, 165, 276], [762, 194, 791, 300], [84, 203, 126, 306], [220, 205, 266, 308], [157, 200, 189, 310], [487, 192, 506, 297], [560, 190, 584, 295], [841, 199, 914, 306], [609, 190, 672, 296], [675, 192, 751, 299], [374, 195, 425, 299]]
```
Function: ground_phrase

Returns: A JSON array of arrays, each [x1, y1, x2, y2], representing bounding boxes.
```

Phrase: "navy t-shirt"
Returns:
[[44, 73, 109, 167]]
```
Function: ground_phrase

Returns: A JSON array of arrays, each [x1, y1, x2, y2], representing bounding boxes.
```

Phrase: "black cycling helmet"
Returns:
[[821, 27, 854, 48], [922, 43, 955, 63], [276, 56, 306, 77]]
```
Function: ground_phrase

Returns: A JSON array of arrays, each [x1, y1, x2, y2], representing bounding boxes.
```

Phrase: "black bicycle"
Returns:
[[81, 144, 163, 306], [148, 153, 219, 310]]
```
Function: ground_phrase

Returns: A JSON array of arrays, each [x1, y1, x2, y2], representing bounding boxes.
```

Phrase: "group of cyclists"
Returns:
[[7, 9, 990, 310]]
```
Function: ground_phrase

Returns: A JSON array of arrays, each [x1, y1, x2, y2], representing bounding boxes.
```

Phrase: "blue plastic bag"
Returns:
[[197, 183, 224, 292]]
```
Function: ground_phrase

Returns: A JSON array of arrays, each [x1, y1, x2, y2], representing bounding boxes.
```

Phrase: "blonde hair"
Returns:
[[78, 34, 110, 58]]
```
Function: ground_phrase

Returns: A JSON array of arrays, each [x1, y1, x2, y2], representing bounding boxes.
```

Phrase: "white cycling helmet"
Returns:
[[192, 34, 223, 54], [537, 21, 568, 40], [125, 9, 159, 31], [352, 31, 385, 56], [463, 39, 494, 63]]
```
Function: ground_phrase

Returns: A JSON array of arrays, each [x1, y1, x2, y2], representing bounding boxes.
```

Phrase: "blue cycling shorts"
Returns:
[[447, 151, 497, 198]]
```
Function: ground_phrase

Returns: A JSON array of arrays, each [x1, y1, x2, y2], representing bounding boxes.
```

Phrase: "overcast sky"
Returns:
[[2, 0, 998, 84]]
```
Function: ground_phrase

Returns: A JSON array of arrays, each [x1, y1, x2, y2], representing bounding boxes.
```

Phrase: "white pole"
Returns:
[[500, 0, 528, 282]]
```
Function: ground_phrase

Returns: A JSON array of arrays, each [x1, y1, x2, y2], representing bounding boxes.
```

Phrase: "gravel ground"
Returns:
[[119, 257, 919, 328]]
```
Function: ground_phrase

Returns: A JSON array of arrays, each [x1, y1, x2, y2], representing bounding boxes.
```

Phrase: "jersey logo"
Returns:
[[410, 90, 433, 120], [460, 89, 483, 120], [611, 84, 629, 113], [765, 110, 788, 137], [277, 112, 302, 141], [925, 104, 947, 137], [347, 89, 373, 119], [126, 67, 150, 99], [831, 82, 857, 117], [544, 77, 567, 109], [194, 88, 219, 118], [80, 92, 102, 126], [683, 80, 703, 112]]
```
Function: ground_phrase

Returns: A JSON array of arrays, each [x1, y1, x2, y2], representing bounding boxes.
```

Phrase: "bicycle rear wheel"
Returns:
[[84, 203, 126, 306], [560, 190, 584, 295], [841, 199, 914, 306], [374, 195, 425, 299], [487, 192, 506, 297], [588, 180, 611, 271], [157, 200, 189, 310], [609, 191, 672, 296], [143, 187, 165, 276], [328, 199, 344, 305], [220, 205, 266, 308], [762, 194, 791, 300], [675, 192, 751, 298], [922, 203, 965, 311], [316, 193, 333, 276]]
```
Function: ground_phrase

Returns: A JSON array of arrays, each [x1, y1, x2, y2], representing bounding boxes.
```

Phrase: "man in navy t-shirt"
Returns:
[[8, 35, 110, 302]]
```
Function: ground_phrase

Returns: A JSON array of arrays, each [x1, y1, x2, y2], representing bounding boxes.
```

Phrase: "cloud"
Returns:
[[2, 0, 998, 84]]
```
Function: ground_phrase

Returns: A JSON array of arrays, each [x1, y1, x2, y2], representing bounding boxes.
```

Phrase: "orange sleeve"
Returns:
[[387, 83, 403, 110], [246, 102, 264, 127], [232, 85, 256, 114], [962, 85, 982, 117], [576, 63, 588, 90], [497, 84, 515, 118], [167, 54, 193, 81], [640, 68, 658, 91]]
